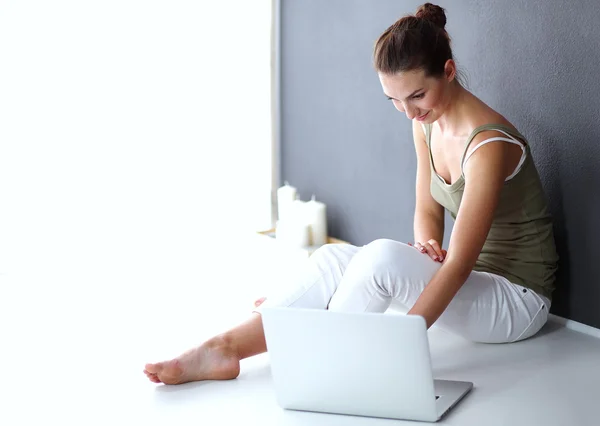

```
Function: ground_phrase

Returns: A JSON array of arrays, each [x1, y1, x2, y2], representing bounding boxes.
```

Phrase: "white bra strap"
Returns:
[[462, 131, 527, 181]]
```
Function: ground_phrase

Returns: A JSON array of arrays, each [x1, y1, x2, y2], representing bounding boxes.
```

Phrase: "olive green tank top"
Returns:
[[425, 123, 558, 301]]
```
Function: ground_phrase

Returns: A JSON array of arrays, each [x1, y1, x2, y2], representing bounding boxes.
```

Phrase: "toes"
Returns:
[[144, 369, 161, 383], [145, 360, 183, 384], [144, 362, 162, 374]]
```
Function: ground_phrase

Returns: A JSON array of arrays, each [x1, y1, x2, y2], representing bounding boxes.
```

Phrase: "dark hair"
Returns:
[[373, 3, 454, 79]]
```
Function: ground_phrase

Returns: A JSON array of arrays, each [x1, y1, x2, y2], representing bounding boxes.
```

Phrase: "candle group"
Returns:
[[276, 182, 328, 249]]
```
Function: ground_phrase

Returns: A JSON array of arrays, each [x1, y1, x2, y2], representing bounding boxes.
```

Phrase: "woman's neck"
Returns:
[[434, 82, 473, 136]]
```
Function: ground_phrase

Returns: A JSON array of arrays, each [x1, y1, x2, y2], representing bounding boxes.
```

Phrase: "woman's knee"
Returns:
[[354, 238, 414, 269], [339, 239, 417, 285]]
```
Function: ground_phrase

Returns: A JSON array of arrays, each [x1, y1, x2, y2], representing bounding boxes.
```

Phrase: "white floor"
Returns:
[[2, 230, 599, 426]]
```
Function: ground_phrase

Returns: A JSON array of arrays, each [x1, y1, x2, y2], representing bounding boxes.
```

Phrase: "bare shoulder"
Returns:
[[464, 114, 526, 180], [468, 102, 523, 142], [471, 112, 523, 146]]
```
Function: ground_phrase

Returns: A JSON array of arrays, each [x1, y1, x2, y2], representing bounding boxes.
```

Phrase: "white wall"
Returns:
[[0, 1, 272, 278]]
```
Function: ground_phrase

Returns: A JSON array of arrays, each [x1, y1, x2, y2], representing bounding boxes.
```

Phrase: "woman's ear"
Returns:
[[444, 59, 456, 82]]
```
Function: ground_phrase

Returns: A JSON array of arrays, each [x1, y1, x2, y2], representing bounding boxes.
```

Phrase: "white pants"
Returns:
[[255, 239, 551, 343]]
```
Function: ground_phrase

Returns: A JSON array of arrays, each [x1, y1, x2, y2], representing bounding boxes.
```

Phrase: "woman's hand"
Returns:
[[409, 239, 447, 262]]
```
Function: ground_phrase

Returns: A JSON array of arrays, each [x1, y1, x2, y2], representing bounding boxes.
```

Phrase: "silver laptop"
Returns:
[[261, 307, 473, 422]]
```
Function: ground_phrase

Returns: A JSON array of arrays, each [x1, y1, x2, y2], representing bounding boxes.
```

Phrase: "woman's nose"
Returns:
[[395, 100, 417, 119], [405, 105, 418, 120]]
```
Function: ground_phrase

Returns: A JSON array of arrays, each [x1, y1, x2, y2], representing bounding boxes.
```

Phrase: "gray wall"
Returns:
[[279, 0, 600, 328]]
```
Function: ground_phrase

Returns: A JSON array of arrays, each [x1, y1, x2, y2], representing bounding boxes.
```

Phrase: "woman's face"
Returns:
[[378, 66, 453, 124]]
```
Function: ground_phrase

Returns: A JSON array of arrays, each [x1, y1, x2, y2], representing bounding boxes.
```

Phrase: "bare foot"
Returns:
[[254, 297, 267, 308], [144, 336, 241, 385]]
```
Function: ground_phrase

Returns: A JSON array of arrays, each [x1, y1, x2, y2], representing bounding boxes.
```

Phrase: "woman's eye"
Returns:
[[412, 93, 425, 99]]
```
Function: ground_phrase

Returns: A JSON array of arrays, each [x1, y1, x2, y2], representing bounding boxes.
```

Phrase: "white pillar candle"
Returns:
[[277, 181, 297, 221], [291, 198, 307, 219], [305, 195, 327, 247]]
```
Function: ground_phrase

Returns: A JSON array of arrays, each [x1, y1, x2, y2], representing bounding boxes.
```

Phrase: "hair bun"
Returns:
[[415, 3, 447, 29]]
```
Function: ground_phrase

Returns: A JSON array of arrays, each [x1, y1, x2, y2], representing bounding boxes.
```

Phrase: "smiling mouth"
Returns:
[[416, 111, 430, 121]]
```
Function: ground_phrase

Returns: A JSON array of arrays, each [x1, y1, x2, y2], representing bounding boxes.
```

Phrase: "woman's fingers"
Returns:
[[411, 240, 445, 262], [422, 242, 439, 261], [427, 239, 445, 261], [412, 242, 427, 254]]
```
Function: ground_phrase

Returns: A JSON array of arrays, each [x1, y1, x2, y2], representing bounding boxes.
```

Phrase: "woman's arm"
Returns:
[[412, 120, 445, 245], [407, 135, 509, 328]]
